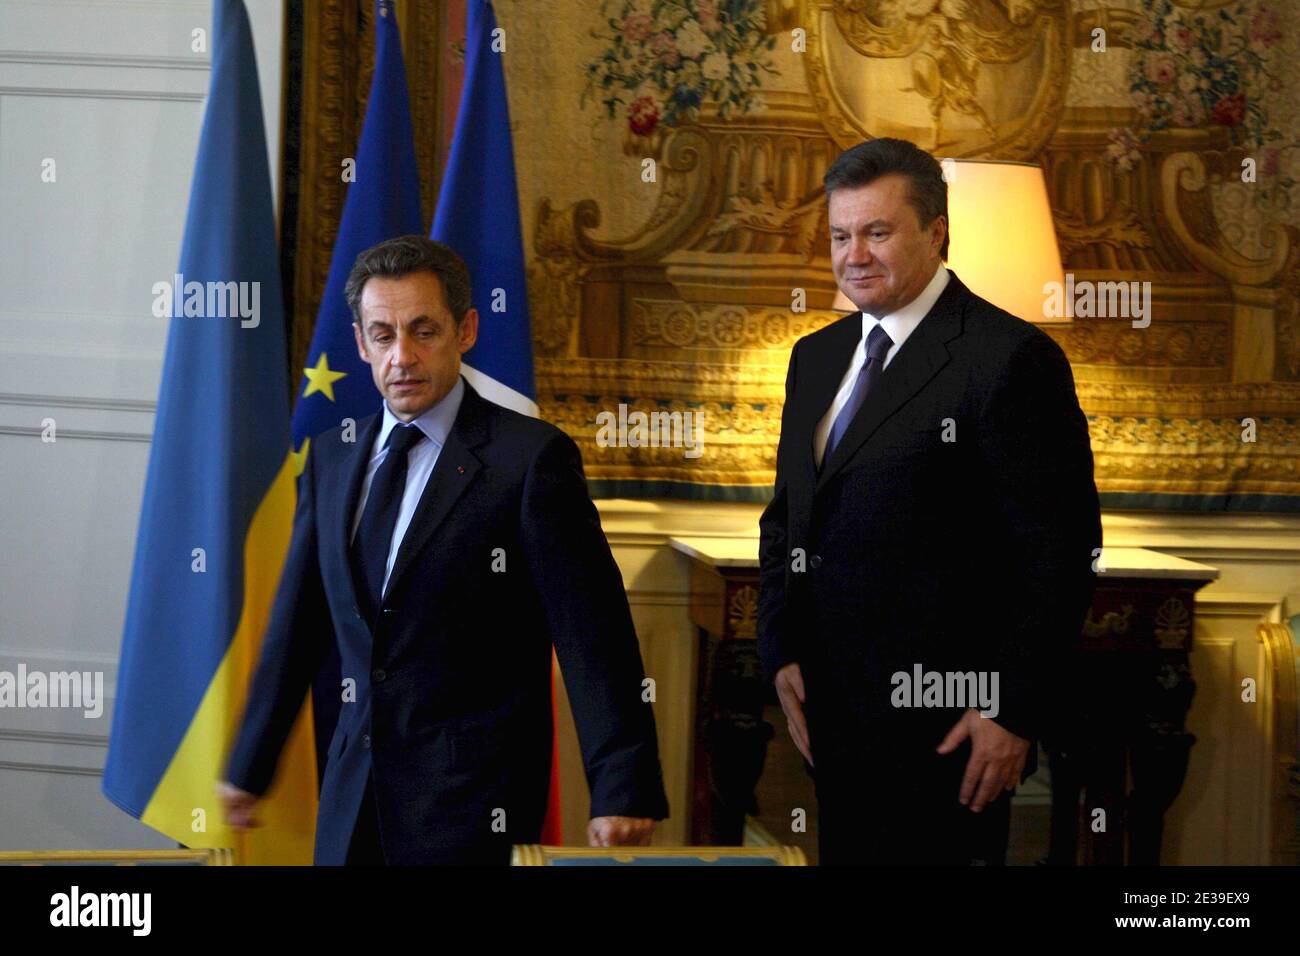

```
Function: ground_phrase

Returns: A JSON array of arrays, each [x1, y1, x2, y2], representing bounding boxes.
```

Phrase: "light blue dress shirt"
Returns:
[[349, 375, 466, 597]]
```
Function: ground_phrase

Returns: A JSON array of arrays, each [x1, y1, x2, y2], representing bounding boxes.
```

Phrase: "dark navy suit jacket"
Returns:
[[758, 272, 1102, 780], [226, 377, 669, 864]]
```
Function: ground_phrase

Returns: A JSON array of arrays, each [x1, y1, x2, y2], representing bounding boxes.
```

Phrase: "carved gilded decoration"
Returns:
[[290, 0, 1300, 509], [505, 0, 1300, 507], [805, 0, 1073, 157]]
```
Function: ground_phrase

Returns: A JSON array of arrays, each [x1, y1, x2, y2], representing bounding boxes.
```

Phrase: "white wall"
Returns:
[[0, 0, 283, 851]]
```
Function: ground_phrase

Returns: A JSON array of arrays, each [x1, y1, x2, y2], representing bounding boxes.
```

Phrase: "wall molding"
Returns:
[[0, 392, 155, 413], [0, 86, 204, 102], [0, 0, 208, 9], [0, 728, 107, 748], [1196, 593, 1286, 620], [0, 50, 209, 70], [0, 425, 150, 443], [0, 760, 101, 777]]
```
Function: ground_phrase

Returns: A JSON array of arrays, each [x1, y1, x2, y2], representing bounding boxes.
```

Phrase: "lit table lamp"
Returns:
[[832, 159, 1068, 325]]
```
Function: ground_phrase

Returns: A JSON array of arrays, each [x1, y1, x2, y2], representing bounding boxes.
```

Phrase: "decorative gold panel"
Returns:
[[291, 0, 1300, 509]]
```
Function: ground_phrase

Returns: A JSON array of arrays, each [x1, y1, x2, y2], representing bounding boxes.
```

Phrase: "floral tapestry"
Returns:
[[481, 0, 1299, 511]]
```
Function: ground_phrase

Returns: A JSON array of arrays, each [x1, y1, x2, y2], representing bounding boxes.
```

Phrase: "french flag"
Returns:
[[432, 0, 561, 841], [432, 0, 537, 416]]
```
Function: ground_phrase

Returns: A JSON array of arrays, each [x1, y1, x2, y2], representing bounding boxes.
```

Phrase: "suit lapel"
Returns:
[[331, 411, 383, 618], [383, 380, 489, 600], [814, 273, 968, 494], [796, 313, 863, 490]]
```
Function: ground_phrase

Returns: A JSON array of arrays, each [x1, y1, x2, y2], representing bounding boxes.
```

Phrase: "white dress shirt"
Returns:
[[350, 374, 466, 597], [813, 263, 951, 468]]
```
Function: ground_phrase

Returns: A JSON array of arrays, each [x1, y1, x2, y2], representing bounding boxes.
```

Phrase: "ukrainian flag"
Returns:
[[102, 0, 316, 864]]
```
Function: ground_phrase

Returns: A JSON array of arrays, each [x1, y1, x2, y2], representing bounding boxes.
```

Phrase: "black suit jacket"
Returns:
[[758, 271, 1101, 773], [226, 377, 669, 864]]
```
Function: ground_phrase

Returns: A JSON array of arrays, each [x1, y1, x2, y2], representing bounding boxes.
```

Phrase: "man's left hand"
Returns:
[[587, 816, 655, 847], [936, 709, 1030, 812]]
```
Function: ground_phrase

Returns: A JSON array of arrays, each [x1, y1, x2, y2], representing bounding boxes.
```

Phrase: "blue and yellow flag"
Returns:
[[291, 0, 424, 771], [102, 0, 316, 864]]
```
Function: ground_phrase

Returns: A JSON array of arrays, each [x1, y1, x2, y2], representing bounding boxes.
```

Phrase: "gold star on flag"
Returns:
[[302, 352, 346, 402], [290, 438, 311, 477]]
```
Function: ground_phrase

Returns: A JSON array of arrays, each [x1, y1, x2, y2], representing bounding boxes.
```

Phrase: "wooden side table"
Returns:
[[1044, 547, 1218, 866], [673, 538, 1220, 863], [670, 537, 772, 846]]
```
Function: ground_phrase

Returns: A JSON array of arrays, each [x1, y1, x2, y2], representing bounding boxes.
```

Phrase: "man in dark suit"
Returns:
[[758, 138, 1101, 865], [218, 235, 668, 864]]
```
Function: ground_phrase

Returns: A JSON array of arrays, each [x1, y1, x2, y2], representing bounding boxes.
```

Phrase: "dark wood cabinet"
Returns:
[[674, 537, 1218, 864]]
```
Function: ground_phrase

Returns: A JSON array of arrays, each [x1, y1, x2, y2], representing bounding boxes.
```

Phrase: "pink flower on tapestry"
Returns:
[[1116, 0, 1295, 206], [584, 0, 778, 133], [1144, 53, 1177, 87], [649, 30, 680, 68], [623, 12, 652, 44], [628, 95, 660, 136], [624, 12, 655, 44], [1169, 25, 1193, 52], [1248, 6, 1281, 50], [1211, 92, 1246, 127]]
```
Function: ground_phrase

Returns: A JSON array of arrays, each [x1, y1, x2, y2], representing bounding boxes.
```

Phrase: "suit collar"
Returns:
[[810, 270, 970, 493], [336, 375, 491, 622], [861, 262, 950, 356], [379, 375, 490, 602], [375, 375, 465, 455], [336, 412, 383, 622]]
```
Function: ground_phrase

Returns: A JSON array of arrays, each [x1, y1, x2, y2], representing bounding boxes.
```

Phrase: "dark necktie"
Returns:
[[821, 322, 893, 470], [351, 423, 425, 624]]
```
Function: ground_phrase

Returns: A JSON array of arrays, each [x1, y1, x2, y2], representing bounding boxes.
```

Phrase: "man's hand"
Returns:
[[216, 781, 260, 830], [587, 816, 654, 847], [935, 709, 1030, 812], [775, 662, 812, 767]]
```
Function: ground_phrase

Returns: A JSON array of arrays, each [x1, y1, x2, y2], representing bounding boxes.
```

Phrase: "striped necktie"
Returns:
[[821, 322, 893, 470]]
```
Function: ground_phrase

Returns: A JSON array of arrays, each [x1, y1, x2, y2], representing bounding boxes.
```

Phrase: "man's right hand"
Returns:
[[775, 662, 812, 767], [216, 781, 260, 830]]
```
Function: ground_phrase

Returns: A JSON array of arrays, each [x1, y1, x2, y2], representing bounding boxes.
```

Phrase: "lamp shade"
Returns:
[[832, 160, 1066, 324], [945, 160, 1065, 323]]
